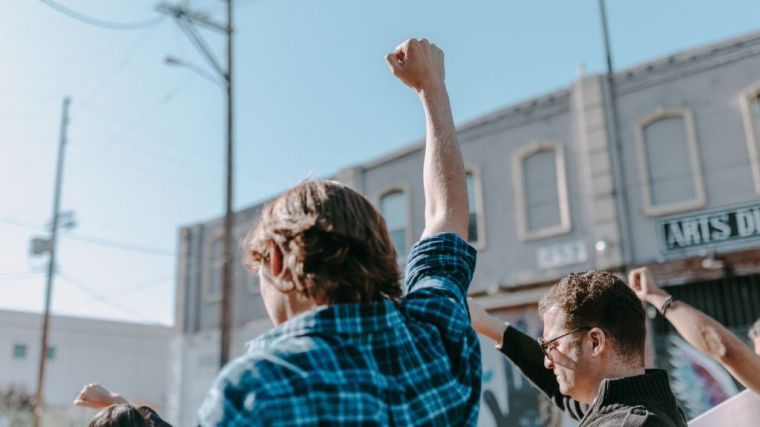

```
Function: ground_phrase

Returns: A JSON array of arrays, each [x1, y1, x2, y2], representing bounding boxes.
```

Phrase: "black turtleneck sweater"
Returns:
[[499, 325, 687, 426]]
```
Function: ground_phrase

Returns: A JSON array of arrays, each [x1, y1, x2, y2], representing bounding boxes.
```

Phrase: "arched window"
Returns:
[[380, 189, 409, 259], [513, 142, 571, 241], [465, 168, 486, 248], [740, 84, 760, 194], [635, 109, 705, 216]]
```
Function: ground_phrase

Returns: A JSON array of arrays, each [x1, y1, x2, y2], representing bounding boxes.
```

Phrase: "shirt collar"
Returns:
[[247, 300, 403, 352], [593, 369, 678, 408]]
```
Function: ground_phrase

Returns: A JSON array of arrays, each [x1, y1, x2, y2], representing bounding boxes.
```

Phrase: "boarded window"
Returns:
[[514, 142, 570, 240], [466, 172, 481, 245], [524, 150, 562, 231], [206, 238, 223, 302], [636, 110, 705, 216], [740, 88, 760, 194], [381, 191, 408, 258], [643, 117, 696, 205]]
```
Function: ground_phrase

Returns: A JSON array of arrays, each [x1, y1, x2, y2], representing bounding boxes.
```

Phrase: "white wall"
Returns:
[[0, 310, 170, 412], [167, 318, 273, 426]]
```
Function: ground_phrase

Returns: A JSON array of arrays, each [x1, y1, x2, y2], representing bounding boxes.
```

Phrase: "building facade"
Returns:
[[169, 30, 760, 426], [0, 310, 170, 426]]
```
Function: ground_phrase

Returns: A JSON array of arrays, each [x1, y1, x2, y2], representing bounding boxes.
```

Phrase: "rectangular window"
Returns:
[[46, 346, 56, 360], [466, 173, 479, 243], [513, 142, 571, 240], [12, 344, 27, 359], [204, 238, 224, 303], [635, 109, 705, 216], [380, 190, 408, 259], [740, 87, 760, 194]]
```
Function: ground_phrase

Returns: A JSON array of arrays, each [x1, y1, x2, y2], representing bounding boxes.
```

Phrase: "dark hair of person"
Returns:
[[244, 180, 402, 305], [88, 404, 148, 427], [538, 270, 646, 364]]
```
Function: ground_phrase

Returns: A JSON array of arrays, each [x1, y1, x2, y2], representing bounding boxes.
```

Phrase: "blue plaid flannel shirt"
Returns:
[[197, 232, 481, 426]]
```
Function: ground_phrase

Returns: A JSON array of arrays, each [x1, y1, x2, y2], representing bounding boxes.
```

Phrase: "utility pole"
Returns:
[[158, 1, 235, 367], [597, 0, 634, 267], [34, 96, 71, 427], [221, 0, 235, 369]]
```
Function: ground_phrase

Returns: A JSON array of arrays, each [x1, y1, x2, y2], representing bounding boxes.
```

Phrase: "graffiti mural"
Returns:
[[476, 305, 576, 427], [661, 335, 740, 419]]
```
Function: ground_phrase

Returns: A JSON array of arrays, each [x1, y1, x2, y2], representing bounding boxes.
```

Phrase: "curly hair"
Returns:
[[538, 271, 646, 364], [244, 180, 402, 305]]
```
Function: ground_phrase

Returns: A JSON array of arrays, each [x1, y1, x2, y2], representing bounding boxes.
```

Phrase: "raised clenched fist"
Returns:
[[627, 267, 665, 302], [385, 38, 445, 92], [73, 383, 128, 409]]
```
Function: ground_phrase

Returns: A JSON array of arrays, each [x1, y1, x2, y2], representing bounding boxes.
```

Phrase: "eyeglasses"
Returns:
[[538, 327, 592, 362]]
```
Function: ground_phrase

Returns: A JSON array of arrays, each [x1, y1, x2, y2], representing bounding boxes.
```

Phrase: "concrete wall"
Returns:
[[0, 310, 169, 410], [614, 36, 760, 264]]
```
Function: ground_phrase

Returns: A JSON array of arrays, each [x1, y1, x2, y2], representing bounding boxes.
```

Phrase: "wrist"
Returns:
[[417, 82, 447, 98], [493, 321, 509, 349], [645, 291, 670, 306], [111, 393, 128, 405]]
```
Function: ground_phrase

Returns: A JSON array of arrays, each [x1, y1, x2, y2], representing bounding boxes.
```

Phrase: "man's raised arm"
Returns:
[[386, 39, 468, 239]]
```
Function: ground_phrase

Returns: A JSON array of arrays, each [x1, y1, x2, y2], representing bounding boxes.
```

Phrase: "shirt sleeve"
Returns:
[[197, 358, 266, 427], [403, 232, 477, 306], [498, 325, 588, 421]]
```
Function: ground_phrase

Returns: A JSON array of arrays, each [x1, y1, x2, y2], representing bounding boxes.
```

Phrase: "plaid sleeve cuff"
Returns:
[[403, 232, 477, 302]]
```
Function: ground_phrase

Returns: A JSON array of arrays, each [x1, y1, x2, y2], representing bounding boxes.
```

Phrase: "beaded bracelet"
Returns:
[[659, 296, 675, 317]]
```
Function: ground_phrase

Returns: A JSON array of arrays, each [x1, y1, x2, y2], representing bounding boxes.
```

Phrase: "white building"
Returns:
[[0, 310, 170, 425]]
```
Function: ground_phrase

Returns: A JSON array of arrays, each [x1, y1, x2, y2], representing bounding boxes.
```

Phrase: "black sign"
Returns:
[[658, 203, 760, 252]]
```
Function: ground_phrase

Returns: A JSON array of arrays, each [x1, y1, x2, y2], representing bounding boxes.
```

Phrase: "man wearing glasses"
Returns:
[[469, 271, 687, 426]]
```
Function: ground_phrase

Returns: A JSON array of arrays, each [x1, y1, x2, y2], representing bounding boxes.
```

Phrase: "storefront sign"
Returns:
[[658, 203, 760, 253], [537, 240, 587, 269]]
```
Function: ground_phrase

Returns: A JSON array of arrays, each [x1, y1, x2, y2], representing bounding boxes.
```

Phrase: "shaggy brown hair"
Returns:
[[88, 404, 147, 427], [538, 271, 646, 364], [244, 180, 402, 305]]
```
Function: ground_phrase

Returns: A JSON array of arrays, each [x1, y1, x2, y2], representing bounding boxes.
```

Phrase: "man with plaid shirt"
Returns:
[[196, 38, 481, 426]]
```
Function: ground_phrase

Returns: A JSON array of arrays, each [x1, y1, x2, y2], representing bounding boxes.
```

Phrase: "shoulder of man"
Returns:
[[621, 405, 686, 427]]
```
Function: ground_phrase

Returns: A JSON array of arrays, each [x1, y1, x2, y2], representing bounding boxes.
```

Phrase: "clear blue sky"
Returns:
[[2, 0, 759, 325]]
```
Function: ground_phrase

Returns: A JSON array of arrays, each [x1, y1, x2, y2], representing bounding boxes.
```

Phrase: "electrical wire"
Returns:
[[111, 275, 174, 294], [65, 234, 177, 257], [0, 216, 176, 258], [0, 271, 42, 281], [36, 0, 165, 30], [58, 271, 168, 326]]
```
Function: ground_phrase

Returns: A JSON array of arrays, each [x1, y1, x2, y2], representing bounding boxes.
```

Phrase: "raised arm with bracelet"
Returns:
[[629, 267, 760, 395]]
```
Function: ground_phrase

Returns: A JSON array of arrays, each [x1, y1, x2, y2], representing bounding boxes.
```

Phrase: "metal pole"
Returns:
[[219, 0, 234, 368], [598, 0, 634, 267], [34, 96, 71, 427], [157, 1, 235, 368]]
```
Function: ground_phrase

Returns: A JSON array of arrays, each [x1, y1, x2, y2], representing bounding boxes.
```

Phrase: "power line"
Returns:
[[0, 216, 176, 258], [65, 233, 177, 257], [58, 271, 168, 326], [111, 274, 174, 294], [36, 0, 165, 30], [78, 26, 163, 109], [0, 271, 43, 281]]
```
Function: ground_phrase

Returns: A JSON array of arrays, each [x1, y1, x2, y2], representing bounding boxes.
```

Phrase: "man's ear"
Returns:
[[589, 328, 606, 357], [270, 244, 283, 277]]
